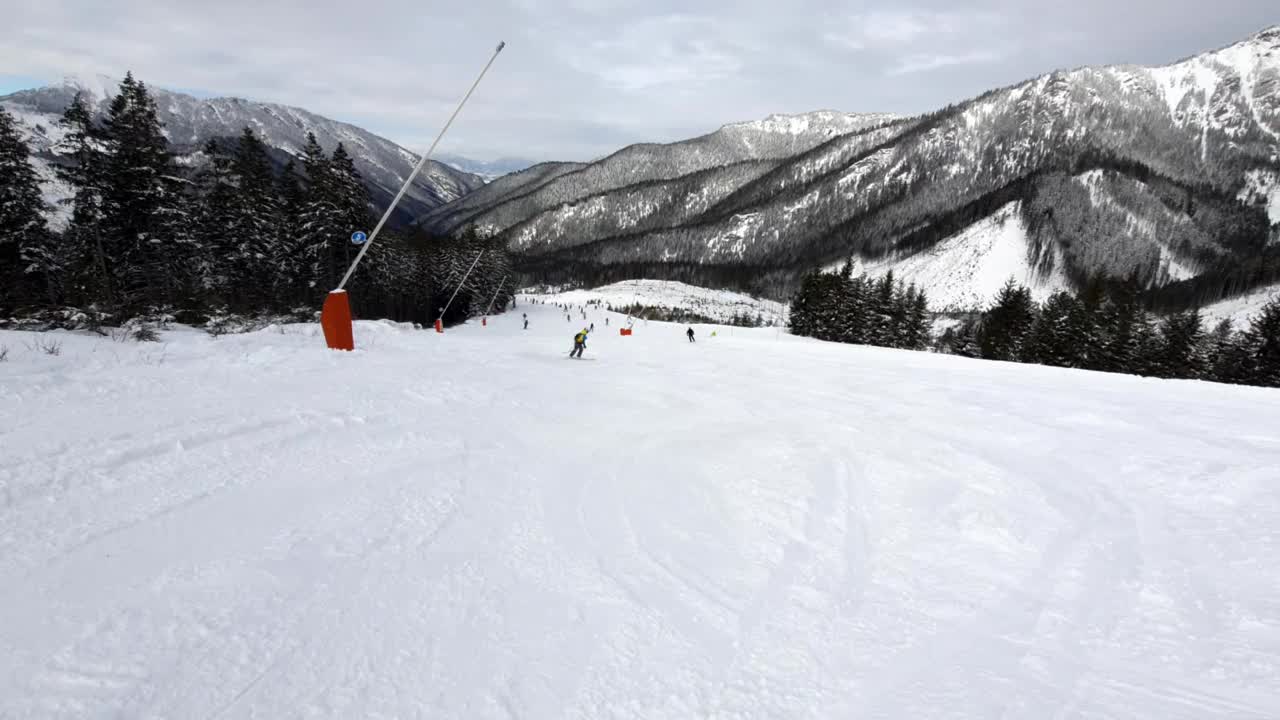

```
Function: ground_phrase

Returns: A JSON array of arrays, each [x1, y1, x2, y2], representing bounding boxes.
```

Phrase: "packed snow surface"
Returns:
[[2, 305, 1280, 719]]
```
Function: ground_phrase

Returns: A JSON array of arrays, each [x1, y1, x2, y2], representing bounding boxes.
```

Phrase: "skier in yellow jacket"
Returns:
[[569, 328, 589, 358]]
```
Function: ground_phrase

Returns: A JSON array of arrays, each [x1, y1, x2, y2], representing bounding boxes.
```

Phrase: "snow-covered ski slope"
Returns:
[[530, 280, 787, 325], [2, 305, 1280, 719]]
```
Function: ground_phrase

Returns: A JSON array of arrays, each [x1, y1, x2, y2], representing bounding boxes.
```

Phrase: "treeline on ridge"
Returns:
[[0, 73, 512, 331], [790, 263, 1280, 389]]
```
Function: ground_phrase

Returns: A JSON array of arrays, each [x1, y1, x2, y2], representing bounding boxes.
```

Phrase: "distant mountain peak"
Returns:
[[721, 110, 898, 136], [59, 72, 121, 104], [1253, 25, 1280, 42]]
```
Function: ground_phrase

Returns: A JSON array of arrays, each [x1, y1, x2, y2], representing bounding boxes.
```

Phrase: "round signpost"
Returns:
[[351, 231, 368, 245]]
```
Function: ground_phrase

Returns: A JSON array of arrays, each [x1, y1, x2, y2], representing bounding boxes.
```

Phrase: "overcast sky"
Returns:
[[2, 1, 1276, 162]]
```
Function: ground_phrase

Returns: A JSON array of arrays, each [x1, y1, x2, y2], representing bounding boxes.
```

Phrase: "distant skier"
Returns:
[[687, 327, 696, 343], [605, 317, 609, 327], [570, 328, 589, 358], [590, 322, 595, 332], [523, 313, 529, 330]]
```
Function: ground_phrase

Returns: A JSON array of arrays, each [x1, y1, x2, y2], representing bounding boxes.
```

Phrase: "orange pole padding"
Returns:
[[620, 328, 633, 336], [321, 290, 355, 351], [482, 317, 487, 326], [435, 318, 444, 333]]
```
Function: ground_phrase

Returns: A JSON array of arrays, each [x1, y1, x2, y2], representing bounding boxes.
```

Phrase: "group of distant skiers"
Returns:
[[566, 323, 695, 359], [518, 299, 698, 359]]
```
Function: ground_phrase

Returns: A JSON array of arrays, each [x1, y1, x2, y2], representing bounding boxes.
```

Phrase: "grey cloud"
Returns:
[[1, 0, 1275, 162]]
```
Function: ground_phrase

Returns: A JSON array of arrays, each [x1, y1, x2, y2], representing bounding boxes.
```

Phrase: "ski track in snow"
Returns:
[[2, 308, 1280, 719]]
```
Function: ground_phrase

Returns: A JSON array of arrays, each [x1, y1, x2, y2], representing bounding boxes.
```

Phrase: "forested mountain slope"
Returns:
[[435, 28, 1280, 307], [1, 74, 485, 228]]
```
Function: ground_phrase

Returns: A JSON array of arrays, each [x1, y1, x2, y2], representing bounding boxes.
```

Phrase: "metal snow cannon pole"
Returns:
[[482, 274, 507, 326], [321, 41, 506, 351]]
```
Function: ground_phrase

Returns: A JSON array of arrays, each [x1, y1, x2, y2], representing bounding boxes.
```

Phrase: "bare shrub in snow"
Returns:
[[24, 338, 63, 356]]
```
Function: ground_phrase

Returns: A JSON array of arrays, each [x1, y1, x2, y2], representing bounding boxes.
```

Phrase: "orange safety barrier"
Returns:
[[321, 290, 354, 351], [620, 328, 633, 336], [435, 318, 444, 333]]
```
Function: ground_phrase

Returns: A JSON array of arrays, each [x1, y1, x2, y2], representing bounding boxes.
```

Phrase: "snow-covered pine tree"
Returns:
[[889, 282, 929, 350], [297, 132, 342, 294], [1092, 275, 1152, 374], [1072, 276, 1105, 368], [788, 271, 821, 338], [1061, 301, 1097, 370], [869, 271, 896, 346], [54, 92, 111, 307], [150, 170, 198, 310], [226, 128, 282, 309], [99, 73, 181, 311], [1025, 291, 1078, 367], [906, 287, 930, 351], [979, 279, 1036, 362], [1128, 308, 1160, 377], [474, 228, 514, 316], [1206, 320, 1255, 385], [812, 272, 845, 342], [275, 160, 307, 305], [450, 225, 487, 324], [0, 106, 53, 310], [192, 138, 237, 303], [1245, 297, 1280, 387], [327, 143, 370, 285], [1152, 310, 1206, 379], [887, 280, 912, 348], [949, 316, 981, 358], [832, 261, 859, 343]]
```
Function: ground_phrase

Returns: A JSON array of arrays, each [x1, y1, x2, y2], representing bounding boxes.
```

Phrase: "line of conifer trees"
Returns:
[[943, 279, 1280, 388], [789, 264, 1280, 389], [0, 73, 511, 330], [788, 264, 932, 351]]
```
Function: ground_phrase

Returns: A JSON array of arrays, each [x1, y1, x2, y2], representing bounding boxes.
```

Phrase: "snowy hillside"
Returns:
[[3, 305, 1280, 718], [417, 110, 898, 238], [0, 74, 486, 224], [1239, 169, 1280, 228], [1204, 282, 1280, 328], [435, 153, 537, 181], [527, 279, 787, 325], [847, 202, 1071, 310]]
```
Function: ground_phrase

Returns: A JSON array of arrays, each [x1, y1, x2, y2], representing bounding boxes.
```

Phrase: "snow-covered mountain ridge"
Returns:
[[427, 27, 1280, 310], [0, 73, 487, 227], [416, 110, 899, 239]]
